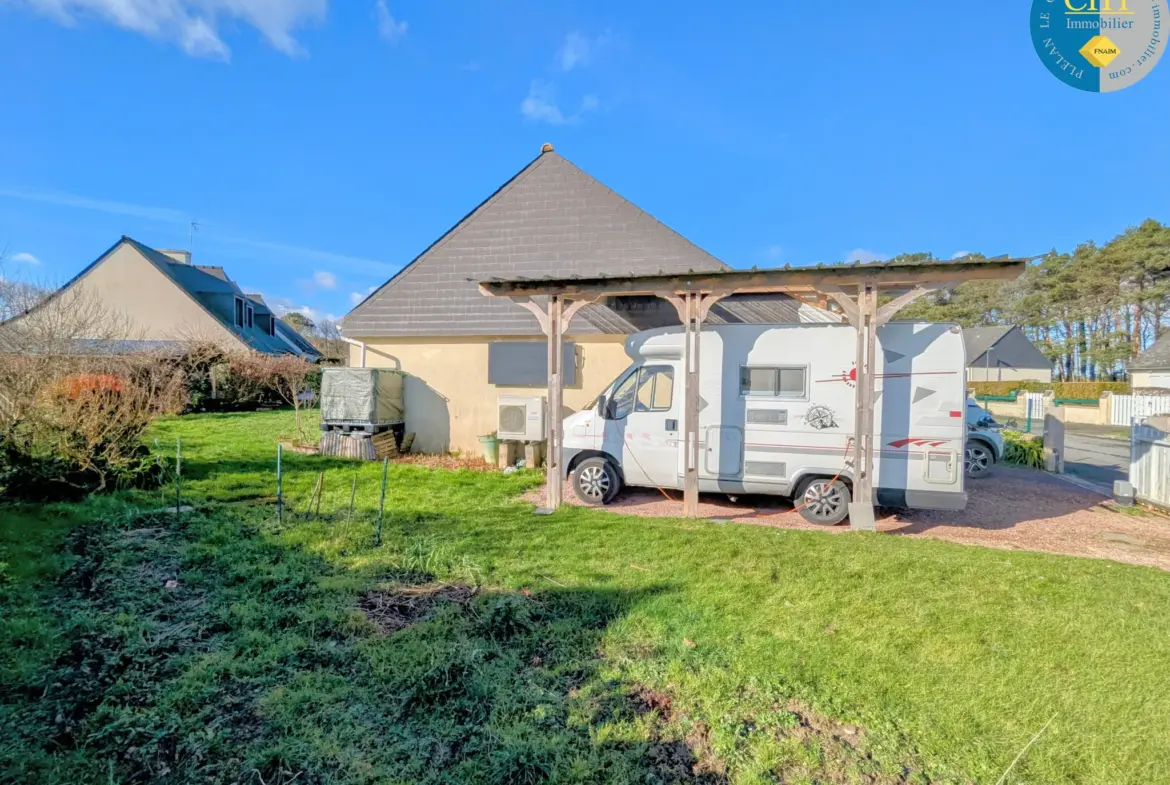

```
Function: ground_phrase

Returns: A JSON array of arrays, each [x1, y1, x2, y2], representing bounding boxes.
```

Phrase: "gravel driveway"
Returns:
[[530, 467, 1170, 570]]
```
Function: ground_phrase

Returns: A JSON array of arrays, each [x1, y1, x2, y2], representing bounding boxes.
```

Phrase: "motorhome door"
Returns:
[[607, 364, 679, 488]]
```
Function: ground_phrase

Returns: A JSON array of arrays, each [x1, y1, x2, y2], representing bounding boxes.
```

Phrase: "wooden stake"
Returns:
[[347, 475, 357, 527], [303, 472, 323, 518], [376, 456, 389, 546], [314, 471, 325, 519]]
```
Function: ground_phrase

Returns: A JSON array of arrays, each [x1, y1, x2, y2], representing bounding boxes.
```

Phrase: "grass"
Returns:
[[3, 409, 1170, 783]]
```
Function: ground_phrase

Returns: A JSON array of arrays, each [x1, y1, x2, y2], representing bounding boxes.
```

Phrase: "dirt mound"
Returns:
[[359, 583, 477, 633]]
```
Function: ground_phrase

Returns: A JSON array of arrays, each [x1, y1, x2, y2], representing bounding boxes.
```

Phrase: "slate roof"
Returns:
[[962, 327, 1012, 362], [2, 237, 320, 361], [962, 326, 1050, 369], [120, 238, 320, 359], [1132, 332, 1170, 370], [195, 265, 229, 281], [342, 148, 833, 337]]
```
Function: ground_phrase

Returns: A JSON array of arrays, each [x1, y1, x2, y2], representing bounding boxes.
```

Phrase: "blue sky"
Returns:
[[0, 1, 1167, 324]]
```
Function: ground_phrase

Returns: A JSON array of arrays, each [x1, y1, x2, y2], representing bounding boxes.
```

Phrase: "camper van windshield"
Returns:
[[586, 363, 639, 410]]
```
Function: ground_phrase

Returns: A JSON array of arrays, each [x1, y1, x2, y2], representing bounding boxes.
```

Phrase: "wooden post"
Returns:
[[552, 295, 564, 508], [276, 443, 283, 525], [683, 292, 701, 517], [849, 283, 878, 531]]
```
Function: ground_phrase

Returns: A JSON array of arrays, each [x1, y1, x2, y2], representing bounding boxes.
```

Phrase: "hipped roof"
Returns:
[[342, 147, 834, 337]]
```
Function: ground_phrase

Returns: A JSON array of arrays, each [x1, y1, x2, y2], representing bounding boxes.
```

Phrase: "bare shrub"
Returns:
[[226, 353, 318, 442], [0, 352, 187, 497], [0, 284, 188, 497]]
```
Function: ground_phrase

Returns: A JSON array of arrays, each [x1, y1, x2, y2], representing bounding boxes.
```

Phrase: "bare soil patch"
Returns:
[[528, 467, 1170, 570], [395, 454, 496, 471], [359, 583, 477, 634]]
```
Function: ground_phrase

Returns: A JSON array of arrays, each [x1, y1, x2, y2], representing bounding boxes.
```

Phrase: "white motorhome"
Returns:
[[562, 322, 969, 524]]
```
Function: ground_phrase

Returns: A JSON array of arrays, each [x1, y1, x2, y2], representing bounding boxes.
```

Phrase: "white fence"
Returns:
[[1111, 394, 1170, 426], [1024, 392, 1047, 424], [1130, 420, 1170, 510]]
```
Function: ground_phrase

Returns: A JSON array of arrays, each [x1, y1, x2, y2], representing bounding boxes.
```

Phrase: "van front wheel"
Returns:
[[572, 458, 622, 505], [796, 478, 851, 526]]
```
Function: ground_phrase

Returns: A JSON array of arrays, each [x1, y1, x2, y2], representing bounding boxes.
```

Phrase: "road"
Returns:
[[1063, 433, 1128, 490]]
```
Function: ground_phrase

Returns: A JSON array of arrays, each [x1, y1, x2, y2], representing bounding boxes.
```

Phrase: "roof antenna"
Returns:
[[189, 220, 200, 258]]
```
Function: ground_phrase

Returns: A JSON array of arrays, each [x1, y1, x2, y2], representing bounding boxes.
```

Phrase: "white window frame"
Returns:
[[739, 365, 809, 401], [233, 296, 245, 327], [245, 304, 254, 329]]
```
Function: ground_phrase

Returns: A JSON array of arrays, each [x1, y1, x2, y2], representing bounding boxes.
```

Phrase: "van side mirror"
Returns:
[[596, 394, 609, 419]]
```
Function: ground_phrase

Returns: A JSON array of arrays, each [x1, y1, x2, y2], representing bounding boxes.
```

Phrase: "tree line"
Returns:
[[895, 218, 1170, 381]]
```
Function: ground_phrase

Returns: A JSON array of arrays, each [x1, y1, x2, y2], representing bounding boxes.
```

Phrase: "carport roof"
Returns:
[[478, 257, 1030, 298]]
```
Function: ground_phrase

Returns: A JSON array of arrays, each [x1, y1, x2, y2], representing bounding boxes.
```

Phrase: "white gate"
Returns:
[[1111, 395, 1170, 426], [1130, 419, 1170, 510], [1024, 393, 1046, 425]]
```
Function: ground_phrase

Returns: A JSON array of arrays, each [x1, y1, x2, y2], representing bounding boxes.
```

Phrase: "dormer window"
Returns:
[[246, 304, 254, 329], [234, 297, 244, 327]]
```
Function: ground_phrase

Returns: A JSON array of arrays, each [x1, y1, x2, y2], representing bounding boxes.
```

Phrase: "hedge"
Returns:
[[968, 381, 1131, 399]]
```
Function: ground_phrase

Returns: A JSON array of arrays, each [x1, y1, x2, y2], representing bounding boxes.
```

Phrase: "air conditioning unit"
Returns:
[[497, 395, 547, 441]]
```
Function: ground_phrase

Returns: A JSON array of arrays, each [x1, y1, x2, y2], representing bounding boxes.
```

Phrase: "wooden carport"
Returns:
[[479, 258, 1026, 530]]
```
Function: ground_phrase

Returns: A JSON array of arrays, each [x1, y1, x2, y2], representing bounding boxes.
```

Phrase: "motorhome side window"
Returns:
[[610, 365, 674, 419], [739, 366, 807, 399]]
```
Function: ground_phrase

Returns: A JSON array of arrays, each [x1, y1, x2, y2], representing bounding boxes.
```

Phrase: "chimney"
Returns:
[[160, 249, 191, 264]]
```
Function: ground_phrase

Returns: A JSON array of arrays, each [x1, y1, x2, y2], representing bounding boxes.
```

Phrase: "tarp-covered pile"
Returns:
[[320, 368, 405, 424]]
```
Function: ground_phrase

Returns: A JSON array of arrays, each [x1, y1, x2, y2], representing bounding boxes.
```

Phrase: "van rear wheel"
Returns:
[[572, 458, 622, 505], [796, 478, 851, 526]]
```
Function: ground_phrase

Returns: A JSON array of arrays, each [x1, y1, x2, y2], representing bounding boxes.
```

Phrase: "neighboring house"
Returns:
[[341, 145, 836, 453], [1130, 332, 1170, 390], [1, 236, 321, 361], [962, 326, 1052, 382]]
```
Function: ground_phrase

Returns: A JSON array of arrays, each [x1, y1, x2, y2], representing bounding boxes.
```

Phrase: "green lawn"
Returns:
[[3, 410, 1170, 784]]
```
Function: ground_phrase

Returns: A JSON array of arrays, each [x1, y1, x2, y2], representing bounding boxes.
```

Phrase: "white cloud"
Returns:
[[14, 0, 328, 60], [765, 245, 783, 260], [556, 30, 614, 71], [349, 291, 365, 306], [8, 252, 41, 265], [557, 31, 591, 71], [843, 248, 888, 263], [951, 250, 973, 259], [0, 186, 188, 223], [217, 236, 396, 275], [374, 0, 406, 41], [312, 270, 337, 289], [580, 94, 599, 112], [265, 295, 337, 325], [521, 80, 567, 125], [0, 184, 397, 275]]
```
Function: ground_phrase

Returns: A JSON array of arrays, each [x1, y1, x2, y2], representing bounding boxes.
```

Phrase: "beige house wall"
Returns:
[[348, 335, 634, 454], [1132, 370, 1170, 390], [24, 243, 240, 348], [966, 366, 1053, 383]]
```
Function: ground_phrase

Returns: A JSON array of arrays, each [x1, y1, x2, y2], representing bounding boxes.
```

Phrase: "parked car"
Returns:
[[965, 398, 1005, 478]]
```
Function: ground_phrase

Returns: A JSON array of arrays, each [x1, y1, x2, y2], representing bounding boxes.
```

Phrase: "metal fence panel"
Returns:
[[1112, 395, 1170, 426], [1024, 392, 1046, 424], [1130, 420, 1170, 509]]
